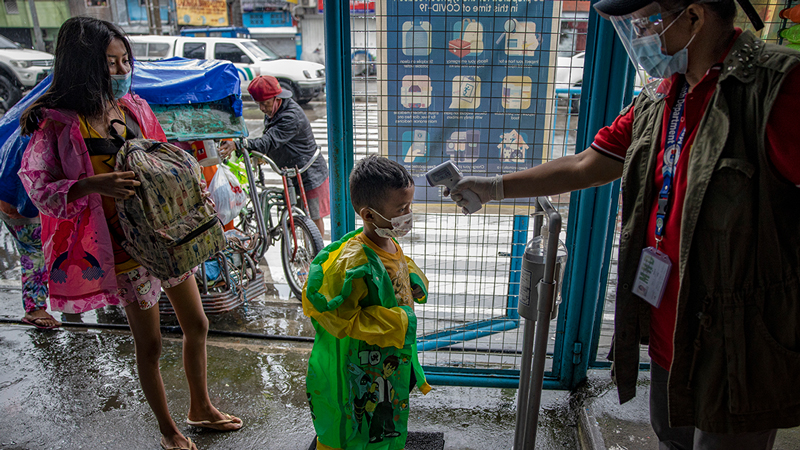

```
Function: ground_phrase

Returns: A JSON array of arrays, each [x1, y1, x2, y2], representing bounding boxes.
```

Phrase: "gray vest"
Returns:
[[613, 31, 800, 432]]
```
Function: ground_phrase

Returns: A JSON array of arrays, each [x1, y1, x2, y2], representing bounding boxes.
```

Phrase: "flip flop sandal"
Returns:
[[160, 437, 196, 450], [185, 412, 242, 431], [22, 317, 59, 330]]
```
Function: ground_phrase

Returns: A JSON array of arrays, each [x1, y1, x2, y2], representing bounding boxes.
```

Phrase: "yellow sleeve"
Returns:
[[306, 277, 411, 349]]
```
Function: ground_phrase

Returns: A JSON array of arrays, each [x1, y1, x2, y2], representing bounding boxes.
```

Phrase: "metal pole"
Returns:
[[240, 143, 268, 260], [324, 0, 355, 240], [26, 0, 45, 51], [523, 197, 562, 448], [146, 0, 157, 35], [513, 209, 543, 449], [154, 0, 163, 35], [513, 318, 536, 449]]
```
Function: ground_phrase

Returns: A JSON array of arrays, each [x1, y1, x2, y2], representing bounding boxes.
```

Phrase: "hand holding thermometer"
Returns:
[[426, 160, 483, 214]]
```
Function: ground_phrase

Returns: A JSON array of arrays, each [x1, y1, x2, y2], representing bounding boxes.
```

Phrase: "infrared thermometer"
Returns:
[[425, 160, 483, 214]]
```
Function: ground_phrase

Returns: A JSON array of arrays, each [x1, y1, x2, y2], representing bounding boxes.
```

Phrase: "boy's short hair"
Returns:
[[349, 156, 414, 213]]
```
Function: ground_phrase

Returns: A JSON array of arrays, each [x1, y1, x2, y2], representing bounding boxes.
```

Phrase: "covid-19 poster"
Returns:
[[378, 0, 561, 204]]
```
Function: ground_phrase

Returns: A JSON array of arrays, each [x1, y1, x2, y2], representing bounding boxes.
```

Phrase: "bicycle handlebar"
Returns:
[[247, 147, 322, 177]]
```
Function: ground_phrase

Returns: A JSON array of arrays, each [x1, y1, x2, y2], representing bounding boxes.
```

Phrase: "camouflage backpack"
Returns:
[[115, 139, 225, 280]]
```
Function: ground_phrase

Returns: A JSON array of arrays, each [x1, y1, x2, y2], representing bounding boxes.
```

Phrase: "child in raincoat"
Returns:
[[303, 155, 431, 450]]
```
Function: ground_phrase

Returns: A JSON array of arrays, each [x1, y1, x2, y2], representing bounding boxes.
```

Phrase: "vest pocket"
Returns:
[[724, 281, 800, 414], [699, 158, 756, 233]]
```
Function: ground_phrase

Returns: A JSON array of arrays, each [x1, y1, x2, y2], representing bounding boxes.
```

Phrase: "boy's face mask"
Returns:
[[370, 208, 413, 238]]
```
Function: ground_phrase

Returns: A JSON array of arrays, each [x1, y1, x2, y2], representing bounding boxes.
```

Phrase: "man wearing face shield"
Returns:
[[447, 1, 800, 448]]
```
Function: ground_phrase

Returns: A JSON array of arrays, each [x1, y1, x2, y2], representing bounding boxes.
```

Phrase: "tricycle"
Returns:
[[133, 57, 324, 310]]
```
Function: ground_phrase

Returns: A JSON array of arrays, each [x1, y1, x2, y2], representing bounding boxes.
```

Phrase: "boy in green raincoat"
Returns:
[[303, 156, 431, 450]]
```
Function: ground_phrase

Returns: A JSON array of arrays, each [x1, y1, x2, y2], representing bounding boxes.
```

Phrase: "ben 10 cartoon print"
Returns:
[[346, 344, 411, 444]]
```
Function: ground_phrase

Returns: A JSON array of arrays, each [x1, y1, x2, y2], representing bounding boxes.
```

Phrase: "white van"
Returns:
[[129, 35, 325, 104]]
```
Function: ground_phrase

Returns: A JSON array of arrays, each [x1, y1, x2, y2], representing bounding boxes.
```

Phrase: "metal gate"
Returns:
[[322, 0, 635, 390]]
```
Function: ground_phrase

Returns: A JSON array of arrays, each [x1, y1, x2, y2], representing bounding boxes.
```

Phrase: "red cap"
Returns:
[[247, 75, 292, 101]]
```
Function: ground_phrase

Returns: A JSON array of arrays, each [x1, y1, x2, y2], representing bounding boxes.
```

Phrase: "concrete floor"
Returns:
[[0, 281, 581, 450]]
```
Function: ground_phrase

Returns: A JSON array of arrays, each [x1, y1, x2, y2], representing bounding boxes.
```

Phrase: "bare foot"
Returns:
[[23, 309, 61, 329], [186, 408, 243, 432]]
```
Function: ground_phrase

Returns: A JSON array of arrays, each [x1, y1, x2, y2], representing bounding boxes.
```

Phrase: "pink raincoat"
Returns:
[[18, 94, 167, 313]]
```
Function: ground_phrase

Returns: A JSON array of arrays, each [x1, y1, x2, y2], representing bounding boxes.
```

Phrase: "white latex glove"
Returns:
[[444, 175, 504, 211]]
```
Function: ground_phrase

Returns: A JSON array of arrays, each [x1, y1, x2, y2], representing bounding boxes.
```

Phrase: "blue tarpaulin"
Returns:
[[0, 58, 245, 217], [0, 75, 52, 217], [132, 57, 243, 116]]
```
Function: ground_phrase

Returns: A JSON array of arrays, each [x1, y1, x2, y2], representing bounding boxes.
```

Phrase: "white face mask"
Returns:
[[370, 208, 413, 239]]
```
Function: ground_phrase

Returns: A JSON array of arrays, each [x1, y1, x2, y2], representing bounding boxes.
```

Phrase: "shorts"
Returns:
[[303, 178, 331, 221], [116, 266, 198, 310]]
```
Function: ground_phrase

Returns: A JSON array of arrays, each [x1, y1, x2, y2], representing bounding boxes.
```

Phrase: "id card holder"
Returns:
[[631, 247, 672, 308]]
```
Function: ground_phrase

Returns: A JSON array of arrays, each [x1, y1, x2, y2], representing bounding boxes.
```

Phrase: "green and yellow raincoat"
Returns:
[[302, 229, 431, 450]]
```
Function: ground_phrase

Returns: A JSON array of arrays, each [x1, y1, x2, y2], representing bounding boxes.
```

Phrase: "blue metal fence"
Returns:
[[326, 2, 634, 390]]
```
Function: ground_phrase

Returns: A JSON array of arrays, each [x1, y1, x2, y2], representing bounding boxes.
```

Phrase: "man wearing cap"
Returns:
[[448, 1, 800, 448], [220, 75, 330, 237]]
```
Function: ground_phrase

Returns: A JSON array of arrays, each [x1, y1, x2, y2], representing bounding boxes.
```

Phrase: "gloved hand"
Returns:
[[444, 175, 504, 210]]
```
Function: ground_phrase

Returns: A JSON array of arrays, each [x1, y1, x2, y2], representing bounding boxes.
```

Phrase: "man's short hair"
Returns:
[[349, 156, 414, 213]]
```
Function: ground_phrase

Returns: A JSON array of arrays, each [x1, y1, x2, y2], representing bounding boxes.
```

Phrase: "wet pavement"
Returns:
[[0, 277, 581, 450], [4, 100, 800, 449]]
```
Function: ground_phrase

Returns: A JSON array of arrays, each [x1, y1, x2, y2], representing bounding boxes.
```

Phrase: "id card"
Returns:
[[631, 247, 672, 308]]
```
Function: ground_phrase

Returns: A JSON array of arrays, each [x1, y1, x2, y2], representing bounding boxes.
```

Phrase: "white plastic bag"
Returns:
[[208, 164, 247, 224]]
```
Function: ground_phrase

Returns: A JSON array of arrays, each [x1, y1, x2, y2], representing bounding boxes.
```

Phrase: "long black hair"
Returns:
[[20, 17, 133, 135]]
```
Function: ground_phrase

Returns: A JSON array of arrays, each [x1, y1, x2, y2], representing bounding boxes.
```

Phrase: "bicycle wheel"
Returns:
[[281, 213, 324, 298]]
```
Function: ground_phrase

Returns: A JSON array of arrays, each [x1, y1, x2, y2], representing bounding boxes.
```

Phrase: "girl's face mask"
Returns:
[[110, 72, 132, 99], [370, 208, 413, 239]]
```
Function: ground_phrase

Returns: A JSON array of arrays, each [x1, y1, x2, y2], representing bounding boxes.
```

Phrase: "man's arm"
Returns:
[[503, 147, 624, 198], [247, 112, 302, 157], [448, 147, 623, 208]]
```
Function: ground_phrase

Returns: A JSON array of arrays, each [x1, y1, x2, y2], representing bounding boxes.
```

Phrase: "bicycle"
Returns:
[[234, 147, 325, 298]]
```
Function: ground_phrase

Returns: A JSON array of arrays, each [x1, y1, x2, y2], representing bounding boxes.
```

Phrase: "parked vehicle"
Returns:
[[351, 50, 376, 77], [180, 27, 251, 38], [129, 35, 325, 104], [554, 51, 648, 113], [0, 34, 53, 111], [554, 51, 585, 95], [554, 51, 584, 113]]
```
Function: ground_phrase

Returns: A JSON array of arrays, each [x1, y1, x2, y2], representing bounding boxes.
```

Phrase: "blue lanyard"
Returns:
[[655, 82, 689, 243]]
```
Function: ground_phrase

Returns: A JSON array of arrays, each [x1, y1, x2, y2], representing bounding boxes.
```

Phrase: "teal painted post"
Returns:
[[554, 5, 636, 389], [324, 0, 356, 240], [505, 215, 529, 320]]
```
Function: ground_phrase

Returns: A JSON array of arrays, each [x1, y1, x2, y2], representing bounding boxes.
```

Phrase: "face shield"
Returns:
[[609, 2, 689, 99], [600, 0, 765, 100]]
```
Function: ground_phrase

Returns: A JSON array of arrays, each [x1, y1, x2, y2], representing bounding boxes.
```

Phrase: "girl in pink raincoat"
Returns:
[[18, 17, 242, 450]]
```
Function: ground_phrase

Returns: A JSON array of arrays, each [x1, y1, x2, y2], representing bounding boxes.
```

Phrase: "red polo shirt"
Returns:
[[590, 35, 800, 370]]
